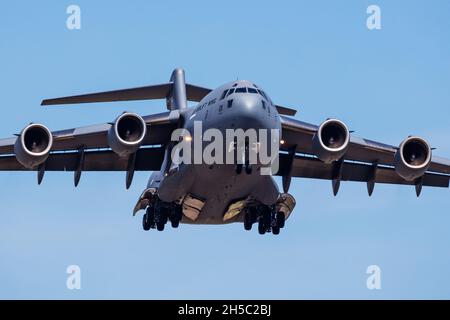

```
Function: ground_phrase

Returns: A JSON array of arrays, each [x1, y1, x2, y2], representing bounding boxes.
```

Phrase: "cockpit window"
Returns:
[[248, 87, 258, 94], [220, 90, 228, 100], [227, 88, 235, 96], [257, 89, 269, 101], [235, 87, 247, 93], [262, 91, 273, 104]]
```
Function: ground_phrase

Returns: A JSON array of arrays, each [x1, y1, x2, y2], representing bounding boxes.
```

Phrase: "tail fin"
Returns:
[[166, 68, 187, 110]]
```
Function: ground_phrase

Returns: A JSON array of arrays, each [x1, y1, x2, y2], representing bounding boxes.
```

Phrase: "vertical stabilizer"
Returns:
[[167, 68, 188, 110]]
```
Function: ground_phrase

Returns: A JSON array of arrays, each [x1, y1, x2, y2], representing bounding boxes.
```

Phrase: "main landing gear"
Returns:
[[243, 205, 285, 235], [142, 200, 183, 232]]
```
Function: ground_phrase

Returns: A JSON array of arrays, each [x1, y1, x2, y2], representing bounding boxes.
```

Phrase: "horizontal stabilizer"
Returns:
[[275, 105, 297, 116], [41, 83, 212, 106]]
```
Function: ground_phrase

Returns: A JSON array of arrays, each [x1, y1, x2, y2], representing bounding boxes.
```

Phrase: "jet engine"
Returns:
[[14, 124, 53, 169], [394, 136, 431, 181], [108, 112, 147, 157], [312, 119, 350, 163]]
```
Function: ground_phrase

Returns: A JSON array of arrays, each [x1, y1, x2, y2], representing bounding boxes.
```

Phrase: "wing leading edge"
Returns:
[[0, 111, 180, 187], [0, 111, 177, 155]]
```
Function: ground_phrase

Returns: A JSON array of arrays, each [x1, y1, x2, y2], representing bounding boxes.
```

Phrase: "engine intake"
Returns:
[[312, 119, 350, 163], [108, 112, 147, 157], [14, 124, 53, 169], [394, 136, 431, 181]]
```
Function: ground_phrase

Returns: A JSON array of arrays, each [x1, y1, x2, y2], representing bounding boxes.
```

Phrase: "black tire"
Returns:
[[244, 215, 252, 231], [245, 164, 252, 175], [235, 164, 243, 174], [171, 218, 180, 228], [142, 213, 151, 231], [272, 226, 280, 235], [258, 219, 266, 235], [162, 214, 168, 225], [175, 206, 183, 228], [277, 212, 285, 228], [169, 206, 180, 229], [250, 207, 258, 221], [156, 222, 165, 231]]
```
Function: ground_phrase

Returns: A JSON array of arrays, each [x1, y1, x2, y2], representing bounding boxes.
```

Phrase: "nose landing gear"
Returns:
[[234, 138, 253, 175], [235, 163, 252, 175]]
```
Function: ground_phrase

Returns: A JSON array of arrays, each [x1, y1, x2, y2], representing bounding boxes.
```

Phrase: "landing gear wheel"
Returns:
[[235, 164, 243, 174], [170, 206, 182, 228], [244, 211, 252, 231], [156, 222, 165, 231], [143, 213, 151, 231], [272, 226, 280, 235], [155, 206, 168, 231], [258, 219, 266, 235], [245, 164, 252, 175], [170, 214, 180, 228], [142, 206, 155, 231], [171, 219, 180, 228], [277, 212, 285, 229]]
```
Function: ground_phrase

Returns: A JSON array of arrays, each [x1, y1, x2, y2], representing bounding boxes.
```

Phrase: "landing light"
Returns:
[[280, 139, 285, 145]]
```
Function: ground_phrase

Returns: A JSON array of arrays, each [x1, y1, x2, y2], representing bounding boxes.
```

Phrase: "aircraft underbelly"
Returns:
[[180, 164, 279, 224]]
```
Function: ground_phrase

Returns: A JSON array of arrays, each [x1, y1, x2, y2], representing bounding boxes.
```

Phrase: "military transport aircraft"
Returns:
[[0, 68, 449, 235]]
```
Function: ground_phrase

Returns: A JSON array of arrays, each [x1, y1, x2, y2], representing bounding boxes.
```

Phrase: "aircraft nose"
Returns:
[[238, 94, 260, 113], [231, 95, 276, 130]]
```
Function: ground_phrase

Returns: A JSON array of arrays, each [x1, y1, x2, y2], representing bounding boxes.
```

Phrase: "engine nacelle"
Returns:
[[312, 119, 350, 163], [394, 136, 431, 181], [108, 112, 147, 157], [14, 124, 53, 169]]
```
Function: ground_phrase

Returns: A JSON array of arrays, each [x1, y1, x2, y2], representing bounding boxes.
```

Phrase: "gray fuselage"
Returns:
[[148, 80, 282, 224]]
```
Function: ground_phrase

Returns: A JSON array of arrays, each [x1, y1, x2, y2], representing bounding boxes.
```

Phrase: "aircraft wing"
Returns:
[[0, 111, 178, 184], [0, 148, 165, 171], [278, 116, 450, 194]]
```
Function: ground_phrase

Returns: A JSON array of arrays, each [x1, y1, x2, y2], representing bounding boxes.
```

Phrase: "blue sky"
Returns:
[[0, 0, 449, 299]]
